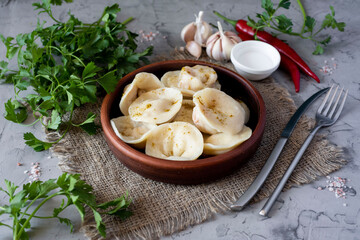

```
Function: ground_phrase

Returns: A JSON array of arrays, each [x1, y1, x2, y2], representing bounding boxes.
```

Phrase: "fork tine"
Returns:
[[318, 84, 334, 114], [332, 89, 348, 121], [323, 85, 339, 116], [329, 87, 344, 118]]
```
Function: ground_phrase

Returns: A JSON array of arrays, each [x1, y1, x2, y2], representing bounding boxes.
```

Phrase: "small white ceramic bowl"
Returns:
[[230, 40, 281, 81]]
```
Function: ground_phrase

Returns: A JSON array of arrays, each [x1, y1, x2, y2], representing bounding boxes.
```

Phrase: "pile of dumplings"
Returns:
[[111, 65, 252, 161]]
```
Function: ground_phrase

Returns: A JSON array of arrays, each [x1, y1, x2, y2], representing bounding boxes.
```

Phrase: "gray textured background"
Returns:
[[0, 0, 359, 239]]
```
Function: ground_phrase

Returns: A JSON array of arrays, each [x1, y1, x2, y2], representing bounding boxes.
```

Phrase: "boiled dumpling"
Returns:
[[111, 116, 157, 149], [161, 70, 181, 89], [128, 88, 182, 124], [192, 88, 245, 135], [178, 65, 217, 91], [203, 126, 252, 155], [210, 80, 222, 91], [145, 122, 203, 160], [237, 100, 250, 124], [160, 70, 194, 97], [120, 72, 164, 115], [161, 65, 220, 97], [172, 100, 195, 124]]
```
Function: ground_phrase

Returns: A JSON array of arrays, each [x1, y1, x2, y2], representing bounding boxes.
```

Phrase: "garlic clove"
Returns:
[[221, 35, 235, 60], [211, 39, 224, 61], [181, 22, 196, 43], [206, 32, 219, 46], [194, 11, 213, 47], [206, 36, 217, 58], [186, 41, 202, 59], [224, 31, 239, 38]]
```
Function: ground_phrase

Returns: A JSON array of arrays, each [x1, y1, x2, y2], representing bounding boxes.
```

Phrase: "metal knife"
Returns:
[[230, 87, 330, 211]]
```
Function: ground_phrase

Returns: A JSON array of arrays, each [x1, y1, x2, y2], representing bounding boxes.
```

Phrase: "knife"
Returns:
[[230, 87, 330, 211]]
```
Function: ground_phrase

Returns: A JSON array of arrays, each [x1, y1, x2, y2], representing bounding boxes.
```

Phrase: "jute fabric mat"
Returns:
[[51, 52, 345, 239]]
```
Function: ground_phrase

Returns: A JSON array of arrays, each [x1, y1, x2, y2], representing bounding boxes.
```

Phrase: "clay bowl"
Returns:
[[101, 60, 266, 185]]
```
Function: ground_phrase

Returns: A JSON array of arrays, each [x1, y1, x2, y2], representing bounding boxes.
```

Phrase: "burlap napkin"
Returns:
[[51, 52, 345, 240]]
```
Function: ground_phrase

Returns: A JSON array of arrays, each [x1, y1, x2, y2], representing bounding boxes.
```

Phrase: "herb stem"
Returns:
[[122, 17, 134, 25], [296, 0, 307, 34], [13, 217, 19, 239], [19, 118, 41, 127], [314, 26, 325, 36], [49, 13, 61, 24], [19, 203, 71, 219], [19, 195, 41, 221], [0, 222, 12, 229], [16, 192, 61, 240], [19, 212, 54, 219]]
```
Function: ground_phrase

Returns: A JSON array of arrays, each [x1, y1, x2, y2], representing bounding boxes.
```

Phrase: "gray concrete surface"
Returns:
[[0, 0, 359, 239]]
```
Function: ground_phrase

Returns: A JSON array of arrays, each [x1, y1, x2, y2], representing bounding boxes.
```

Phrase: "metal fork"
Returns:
[[259, 85, 348, 217]]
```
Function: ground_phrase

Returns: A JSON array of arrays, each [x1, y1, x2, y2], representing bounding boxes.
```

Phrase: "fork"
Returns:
[[259, 85, 348, 217]]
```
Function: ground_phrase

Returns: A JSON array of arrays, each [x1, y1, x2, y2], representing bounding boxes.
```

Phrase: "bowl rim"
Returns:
[[231, 40, 281, 74], [101, 59, 266, 171]]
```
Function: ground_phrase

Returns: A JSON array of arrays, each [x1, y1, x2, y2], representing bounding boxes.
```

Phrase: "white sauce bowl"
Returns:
[[230, 40, 281, 81]]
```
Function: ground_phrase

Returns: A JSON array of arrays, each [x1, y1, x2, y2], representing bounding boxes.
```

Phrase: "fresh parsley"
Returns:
[[247, 0, 346, 54], [0, 173, 132, 240], [0, 0, 152, 151]]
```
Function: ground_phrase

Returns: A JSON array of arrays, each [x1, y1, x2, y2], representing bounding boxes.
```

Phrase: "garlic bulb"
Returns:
[[186, 41, 202, 59], [181, 11, 212, 47], [206, 21, 241, 61]]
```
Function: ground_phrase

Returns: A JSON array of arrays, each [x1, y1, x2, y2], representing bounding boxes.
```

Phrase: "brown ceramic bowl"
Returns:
[[101, 60, 266, 184]]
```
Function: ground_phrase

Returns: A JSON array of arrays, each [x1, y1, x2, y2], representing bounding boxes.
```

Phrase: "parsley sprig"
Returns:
[[247, 0, 346, 54], [0, 173, 132, 240], [0, 0, 152, 151]]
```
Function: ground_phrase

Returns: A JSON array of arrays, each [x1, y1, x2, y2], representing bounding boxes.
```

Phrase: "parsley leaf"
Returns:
[[78, 112, 98, 135], [23, 132, 53, 152], [313, 44, 324, 55], [96, 70, 118, 93], [4, 99, 28, 123], [275, 14, 293, 33], [278, 0, 291, 9], [304, 16, 316, 33], [47, 110, 61, 130]]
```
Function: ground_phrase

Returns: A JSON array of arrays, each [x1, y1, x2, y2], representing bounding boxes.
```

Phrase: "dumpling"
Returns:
[[161, 65, 219, 97], [145, 122, 204, 160], [172, 100, 195, 124], [192, 88, 245, 135], [161, 70, 195, 97], [120, 72, 164, 115], [210, 80, 222, 91], [237, 100, 250, 124], [178, 65, 217, 91], [203, 126, 252, 155], [161, 70, 181, 89], [110, 116, 157, 149], [128, 88, 182, 124]]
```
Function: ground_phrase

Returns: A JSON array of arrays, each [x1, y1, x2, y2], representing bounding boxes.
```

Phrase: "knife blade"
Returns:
[[230, 87, 330, 211]]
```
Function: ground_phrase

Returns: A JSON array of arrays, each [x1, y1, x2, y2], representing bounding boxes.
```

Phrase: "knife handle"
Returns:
[[230, 137, 288, 211]]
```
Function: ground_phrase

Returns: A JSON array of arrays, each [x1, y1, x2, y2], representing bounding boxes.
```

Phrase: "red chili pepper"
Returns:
[[214, 11, 320, 83], [279, 54, 300, 92], [237, 32, 300, 92], [237, 32, 253, 41]]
